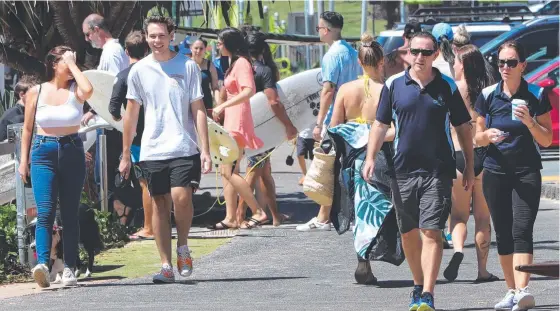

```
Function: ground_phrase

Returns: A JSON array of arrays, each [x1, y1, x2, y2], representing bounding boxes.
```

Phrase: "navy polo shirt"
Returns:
[[377, 68, 471, 178], [474, 79, 552, 174]]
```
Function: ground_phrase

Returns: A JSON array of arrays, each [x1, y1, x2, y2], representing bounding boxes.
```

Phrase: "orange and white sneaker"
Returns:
[[177, 246, 193, 277], [152, 264, 175, 284]]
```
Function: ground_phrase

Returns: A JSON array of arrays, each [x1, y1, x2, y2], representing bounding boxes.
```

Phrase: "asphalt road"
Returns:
[[3, 144, 558, 311]]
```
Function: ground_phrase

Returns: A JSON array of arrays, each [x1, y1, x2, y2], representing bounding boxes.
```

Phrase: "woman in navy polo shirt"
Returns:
[[474, 41, 553, 311]]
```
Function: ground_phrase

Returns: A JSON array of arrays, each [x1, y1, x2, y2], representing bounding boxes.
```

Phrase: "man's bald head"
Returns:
[[82, 13, 112, 48]]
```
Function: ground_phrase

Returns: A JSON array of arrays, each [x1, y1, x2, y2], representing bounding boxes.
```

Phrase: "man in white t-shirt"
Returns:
[[119, 16, 211, 284]]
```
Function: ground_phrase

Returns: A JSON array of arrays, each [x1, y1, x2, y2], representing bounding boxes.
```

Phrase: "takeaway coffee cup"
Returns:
[[511, 99, 528, 121]]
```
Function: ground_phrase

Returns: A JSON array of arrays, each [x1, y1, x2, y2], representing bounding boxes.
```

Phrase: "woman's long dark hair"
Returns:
[[218, 27, 252, 77], [245, 31, 280, 81], [45, 45, 73, 81], [456, 44, 492, 108]]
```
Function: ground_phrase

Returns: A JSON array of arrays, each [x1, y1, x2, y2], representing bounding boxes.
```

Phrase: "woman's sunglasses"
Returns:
[[410, 48, 436, 57], [498, 59, 519, 68]]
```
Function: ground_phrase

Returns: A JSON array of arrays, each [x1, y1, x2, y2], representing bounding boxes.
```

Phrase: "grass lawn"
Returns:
[[191, 0, 388, 36], [87, 238, 231, 280]]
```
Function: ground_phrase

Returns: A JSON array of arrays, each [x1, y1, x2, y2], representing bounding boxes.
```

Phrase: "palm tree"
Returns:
[[0, 1, 172, 77]]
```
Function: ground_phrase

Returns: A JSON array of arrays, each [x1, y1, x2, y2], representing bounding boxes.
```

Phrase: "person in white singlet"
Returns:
[[19, 46, 93, 289]]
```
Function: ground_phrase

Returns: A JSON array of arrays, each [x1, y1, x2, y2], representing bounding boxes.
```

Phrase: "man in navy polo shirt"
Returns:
[[362, 32, 475, 311]]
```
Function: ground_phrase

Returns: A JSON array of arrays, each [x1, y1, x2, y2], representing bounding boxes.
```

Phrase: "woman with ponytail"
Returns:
[[328, 34, 400, 285], [432, 22, 456, 78], [209, 27, 267, 230]]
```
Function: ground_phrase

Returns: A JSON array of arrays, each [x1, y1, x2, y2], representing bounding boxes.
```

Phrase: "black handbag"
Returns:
[[24, 84, 41, 188]]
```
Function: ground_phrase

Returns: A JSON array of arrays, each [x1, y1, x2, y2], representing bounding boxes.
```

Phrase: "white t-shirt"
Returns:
[[126, 53, 204, 161], [98, 39, 129, 75]]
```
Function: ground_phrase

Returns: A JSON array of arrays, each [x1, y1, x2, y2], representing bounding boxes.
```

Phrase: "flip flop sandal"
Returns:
[[129, 234, 155, 241], [240, 217, 262, 229], [207, 221, 231, 230], [474, 273, 499, 283]]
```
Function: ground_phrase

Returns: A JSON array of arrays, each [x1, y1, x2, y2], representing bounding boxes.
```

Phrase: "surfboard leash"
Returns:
[[210, 140, 288, 208]]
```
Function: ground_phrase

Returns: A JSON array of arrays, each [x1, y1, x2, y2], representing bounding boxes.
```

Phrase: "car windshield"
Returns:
[[480, 24, 527, 54], [525, 56, 560, 80]]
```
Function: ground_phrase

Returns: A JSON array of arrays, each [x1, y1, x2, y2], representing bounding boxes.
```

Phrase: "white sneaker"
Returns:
[[296, 217, 331, 232], [513, 287, 535, 311], [32, 264, 50, 288], [62, 268, 78, 287], [495, 289, 516, 310], [153, 265, 175, 284]]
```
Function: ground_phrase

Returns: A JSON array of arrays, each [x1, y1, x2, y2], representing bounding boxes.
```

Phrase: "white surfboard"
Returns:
[[78, 115, 113, 152], [83, 70, 124, 132], [245, 68, 322, 157]]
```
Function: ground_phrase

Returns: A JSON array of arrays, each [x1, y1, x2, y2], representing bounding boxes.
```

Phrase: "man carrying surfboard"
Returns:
[[298, 11, 360, 232], [119, 15, 212, 283], [362, 31, 475, 311], [82, 13, 131, 221]]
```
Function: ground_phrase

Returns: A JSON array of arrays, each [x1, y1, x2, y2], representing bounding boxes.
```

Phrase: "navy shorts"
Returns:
[[297, 137, 315, 160]]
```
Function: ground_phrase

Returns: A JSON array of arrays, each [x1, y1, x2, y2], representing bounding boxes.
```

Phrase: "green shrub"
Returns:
[[0, 203, 30, 283]]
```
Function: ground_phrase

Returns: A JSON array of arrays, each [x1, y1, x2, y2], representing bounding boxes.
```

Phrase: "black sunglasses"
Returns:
[[498, 59, 519, 68], [410, 48, 436, 57]]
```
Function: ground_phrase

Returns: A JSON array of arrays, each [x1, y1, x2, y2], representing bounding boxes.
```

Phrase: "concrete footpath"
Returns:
[[1, 144, 558, 311]]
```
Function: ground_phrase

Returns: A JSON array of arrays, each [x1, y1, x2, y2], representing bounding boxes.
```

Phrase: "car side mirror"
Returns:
[[539, 78, 556, 89]]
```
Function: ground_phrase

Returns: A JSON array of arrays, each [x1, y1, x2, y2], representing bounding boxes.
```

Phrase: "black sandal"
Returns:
[[207, 221, 231, 230], [474, 273, 499, 283], [240, 218, 262, 229]]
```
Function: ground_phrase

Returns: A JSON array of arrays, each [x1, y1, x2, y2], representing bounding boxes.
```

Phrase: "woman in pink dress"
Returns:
[[210, 28, 267, 230]]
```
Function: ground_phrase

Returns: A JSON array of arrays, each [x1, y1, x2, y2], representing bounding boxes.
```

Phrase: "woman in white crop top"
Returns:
[[19, 46, 93, 288]]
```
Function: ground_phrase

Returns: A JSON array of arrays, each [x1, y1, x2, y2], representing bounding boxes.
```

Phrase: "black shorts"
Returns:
[[394, 175, 452, 234], [297, 137, 315, 160], [141, 154, 201, 196]]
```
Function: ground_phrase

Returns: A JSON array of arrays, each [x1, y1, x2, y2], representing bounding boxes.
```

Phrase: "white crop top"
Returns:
[[35, 83, 83, 128]]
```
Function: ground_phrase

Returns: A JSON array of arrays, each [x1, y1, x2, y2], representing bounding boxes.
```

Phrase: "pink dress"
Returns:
[[223, 57, 263, 150]]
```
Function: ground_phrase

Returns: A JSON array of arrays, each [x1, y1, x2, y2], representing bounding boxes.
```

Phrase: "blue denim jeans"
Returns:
[[31, 134, 86, 268]]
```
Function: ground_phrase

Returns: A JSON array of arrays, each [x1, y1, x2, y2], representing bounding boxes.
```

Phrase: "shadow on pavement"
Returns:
[[191, 191, 320, 226]]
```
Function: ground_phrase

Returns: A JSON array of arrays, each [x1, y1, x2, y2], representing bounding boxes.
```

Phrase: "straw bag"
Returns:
[[303, 140, 336, 206]]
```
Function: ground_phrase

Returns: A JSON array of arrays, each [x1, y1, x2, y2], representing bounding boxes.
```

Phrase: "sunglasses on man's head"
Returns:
[[410, 48, 436, 57], [498, 59, 519, 68]]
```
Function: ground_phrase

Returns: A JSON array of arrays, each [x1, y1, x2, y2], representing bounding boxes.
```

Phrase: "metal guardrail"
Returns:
[[3, 120, 113, 266]]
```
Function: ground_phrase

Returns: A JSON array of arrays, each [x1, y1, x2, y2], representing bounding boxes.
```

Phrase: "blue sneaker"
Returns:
[[409, 289, 422, 311], [418, 292, 435, 311]]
